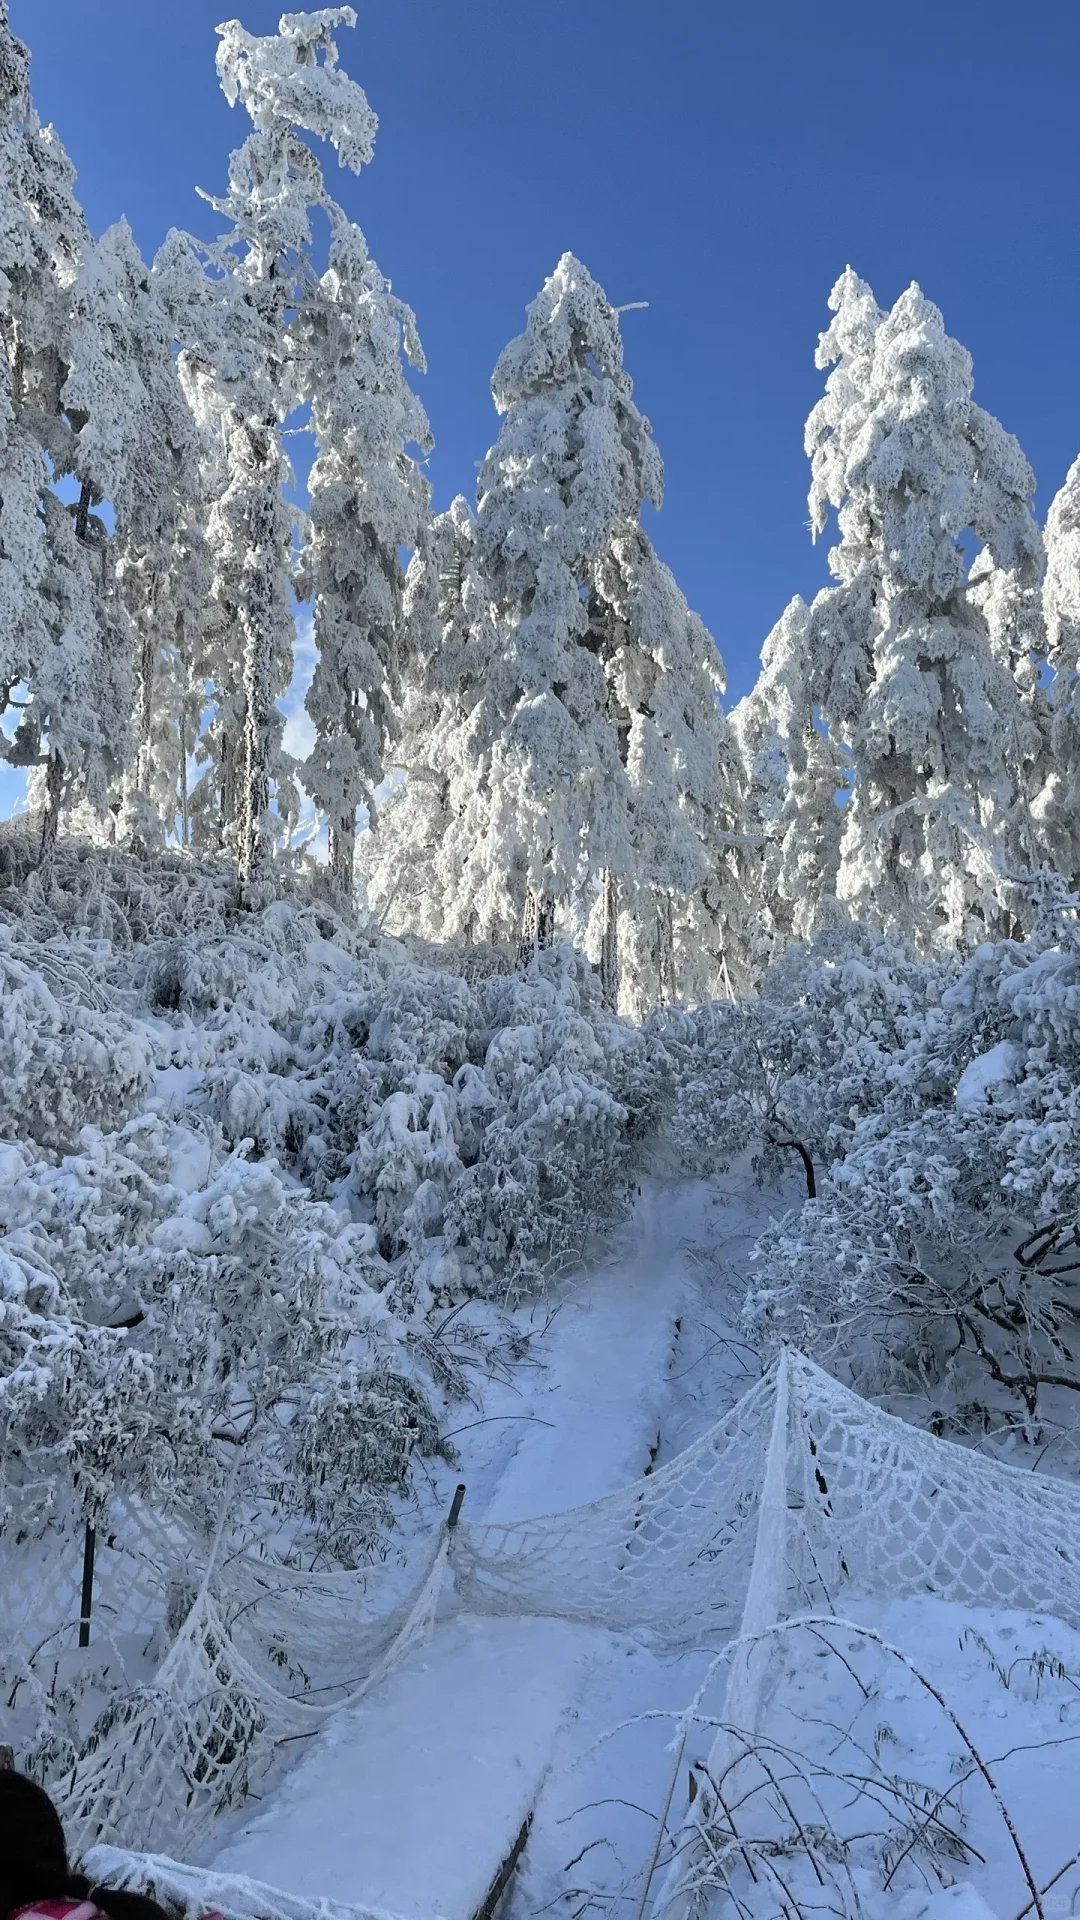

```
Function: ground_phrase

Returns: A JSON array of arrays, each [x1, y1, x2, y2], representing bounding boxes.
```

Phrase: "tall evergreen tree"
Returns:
[[1037, 453, 1080, 884], [297, 221, 431, 899], [163, 7, 380, 882], [733, 595, 849, 955], [589, 523, 752, 1010], [459, 253, 662, 950], [803, 267, 1042, 948], [360, 496, 488, 941], [0, 12, 195, 857]]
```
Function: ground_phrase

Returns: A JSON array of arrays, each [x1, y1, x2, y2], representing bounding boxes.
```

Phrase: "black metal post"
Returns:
[[79, 1521, 96, 1648], [447, 1483, 466, 1531]]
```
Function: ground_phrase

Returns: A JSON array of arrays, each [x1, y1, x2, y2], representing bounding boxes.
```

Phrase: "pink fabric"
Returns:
[[10, 1903, 102, 1920]]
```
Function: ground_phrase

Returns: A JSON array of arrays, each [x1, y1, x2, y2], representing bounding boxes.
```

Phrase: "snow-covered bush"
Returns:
[[0, 931, 153, 1149], [655, 923, 945, 1187], [0, 843, 657, 1562], [743, 887, 1080, 1438]]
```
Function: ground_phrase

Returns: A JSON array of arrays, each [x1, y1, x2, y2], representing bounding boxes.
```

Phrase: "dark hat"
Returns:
[[0, 1771, 72, 1913]]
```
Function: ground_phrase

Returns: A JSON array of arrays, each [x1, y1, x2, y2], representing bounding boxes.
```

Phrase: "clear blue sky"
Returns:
[[9, 0, 1080, 707]]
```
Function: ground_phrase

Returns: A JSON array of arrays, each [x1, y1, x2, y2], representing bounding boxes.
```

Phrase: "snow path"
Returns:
[[209, 1182, 698, 1917]]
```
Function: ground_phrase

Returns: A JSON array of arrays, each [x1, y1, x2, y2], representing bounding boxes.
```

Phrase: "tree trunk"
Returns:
[[518, 886, 555, 968], [137, 628, 155, 793], [38, 753, 64, 868], [179, 717, 189, 849], [330, 808, 356, 902], [239, 659, 271, 885], [656, 890, 676, 1004], [600, 869, 620, 1012], [74, 480, 93, 543]]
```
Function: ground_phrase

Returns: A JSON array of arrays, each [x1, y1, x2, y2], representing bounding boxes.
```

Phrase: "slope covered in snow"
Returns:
[[195, 1172, 1080, 1920]]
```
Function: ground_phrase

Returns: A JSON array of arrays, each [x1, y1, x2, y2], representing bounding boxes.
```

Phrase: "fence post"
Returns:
[[447, 1484, 467, 1532], [79, 1520, 96, 1648]]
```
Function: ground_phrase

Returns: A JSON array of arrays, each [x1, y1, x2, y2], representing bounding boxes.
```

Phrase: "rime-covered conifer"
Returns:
[[462, 254, 662, 948], [589, 523, 752, 1010], [734, 595, 849, 955], [297, 221, 431, 898], [361, 497, 489, 940], [804, 268, 1042, 948], [166, 7, 379, 881]]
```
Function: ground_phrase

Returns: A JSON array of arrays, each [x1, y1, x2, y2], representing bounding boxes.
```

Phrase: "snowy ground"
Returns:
[[207, 1173, 1080, 1920]]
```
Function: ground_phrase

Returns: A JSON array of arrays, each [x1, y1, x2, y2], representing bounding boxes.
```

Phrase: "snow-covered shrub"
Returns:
[[0, 845, 658, 1566], [744, 889, 1080, 1437], [656, 924, 945, 1187], [0, 1118, 440, 1556], [341, 943, 657, 1298], [0, 932, 153, 1149]]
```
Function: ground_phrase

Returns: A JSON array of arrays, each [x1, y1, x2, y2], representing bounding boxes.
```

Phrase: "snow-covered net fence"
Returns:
[[456, 1352, 1080, 1639], [6, 1351, 1080, 1875], [0, 1492, 451, 1860]]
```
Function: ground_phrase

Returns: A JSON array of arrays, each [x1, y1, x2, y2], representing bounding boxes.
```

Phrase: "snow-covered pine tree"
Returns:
[[297, 215, 432, 899], [1037, 453, 1080, 883], [589, 522, 753, 1012], [164, 7, 379, 882], [360, 496, 491, 942], [458, 254, 663, 950], [60, 218, 203, 847], [804, 268, 1043, 950], [0, 5, 131, 856], [0, 6, 62, 784], [733, 594, 850, 958]]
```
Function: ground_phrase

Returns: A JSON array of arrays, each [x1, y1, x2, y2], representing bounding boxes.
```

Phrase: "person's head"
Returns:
[[0, 1773, 171, 1920], [0, 1771, 73, 1915]]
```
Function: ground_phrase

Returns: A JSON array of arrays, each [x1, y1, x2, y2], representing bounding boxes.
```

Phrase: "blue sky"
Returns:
[[6, 0, 1080, 795]]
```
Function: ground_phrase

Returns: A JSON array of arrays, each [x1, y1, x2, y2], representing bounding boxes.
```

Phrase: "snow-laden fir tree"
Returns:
[[1036, 453, 1080, 882], [161, 8, 381, 881], [588, 522, 753, 1012], [804, 267, 1043, 949], [369, 254, 744, 1006], [0, 4, 67, 761], [733, 595, 849, 957], [360, 495, 491, 941], [296, 213, 432, 899], [0, 6, 135, 855], [454, 253, 663, 950], [60, 218, 204, 847]]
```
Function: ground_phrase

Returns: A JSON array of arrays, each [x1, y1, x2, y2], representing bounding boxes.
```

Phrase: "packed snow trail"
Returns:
[[208, 1183, 702, 1916]]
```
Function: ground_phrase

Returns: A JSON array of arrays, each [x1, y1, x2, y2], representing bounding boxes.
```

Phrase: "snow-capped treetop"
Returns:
[[484, 252, 663, 562], [215, 9, 376, 175], [593, 522, 725, 899], [61, 218, 198, 542], [808, 268, 1041, 600], [734, 593, 848, 952], [456, 255, 664, 930], [165, 8, 389, 881]]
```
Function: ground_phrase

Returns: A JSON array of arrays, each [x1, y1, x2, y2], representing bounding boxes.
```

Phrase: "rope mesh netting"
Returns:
[[4, 1352, 1080, 1877]]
